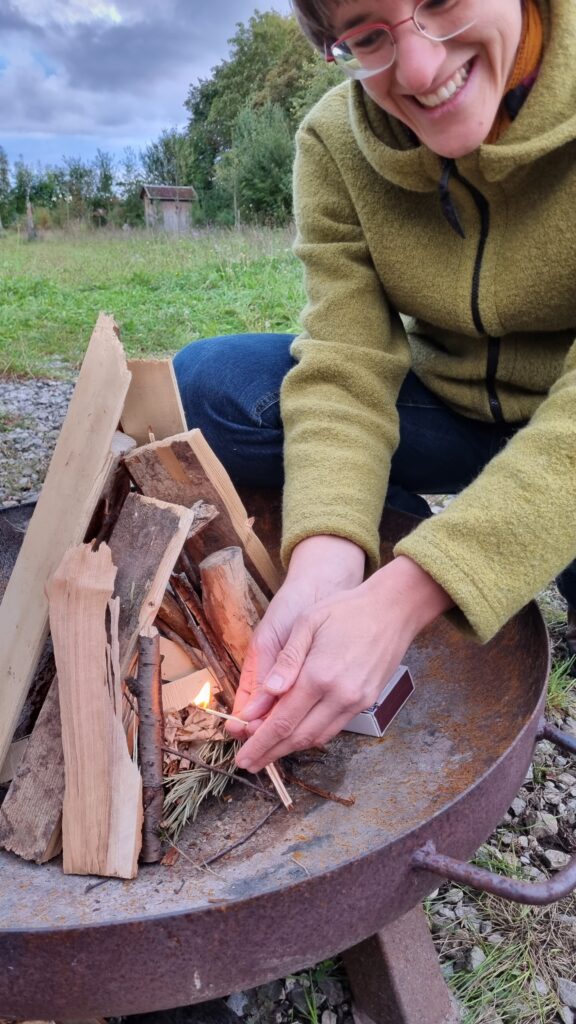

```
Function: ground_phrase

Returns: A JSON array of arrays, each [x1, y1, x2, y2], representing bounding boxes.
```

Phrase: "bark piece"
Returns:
[[200, 546, 260, 668], [121, 358, 187, 445], [0, 313, 132, 768], [0, 737, 29, 786], [47, 544, 143, 879], [125, 429, 281, 594]]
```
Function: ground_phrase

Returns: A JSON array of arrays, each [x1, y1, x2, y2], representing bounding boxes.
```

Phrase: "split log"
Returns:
[[47, 544, 143, 879], [107, 492, 195, 675], [200, 547, 259, 669], [124, 429, 281, 595], [0, 680, 64, 862], [0, 313, 132, 768], [121, 358, 187, 445], [84, 430, 136, 545], [128, 627, 164, 864], [0, 494, 195, 864]]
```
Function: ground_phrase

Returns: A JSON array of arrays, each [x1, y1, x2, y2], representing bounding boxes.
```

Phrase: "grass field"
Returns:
[[0, 227, 305, 376]]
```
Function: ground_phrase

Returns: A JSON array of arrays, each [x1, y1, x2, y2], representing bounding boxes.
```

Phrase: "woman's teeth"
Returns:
[[416, 63, 470, 109]]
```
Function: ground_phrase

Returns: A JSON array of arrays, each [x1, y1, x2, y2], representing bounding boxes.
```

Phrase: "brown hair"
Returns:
[[291, 0, 338, 49]]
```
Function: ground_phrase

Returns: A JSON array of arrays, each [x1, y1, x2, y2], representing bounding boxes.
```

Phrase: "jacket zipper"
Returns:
[[447, 162, 505, 424]]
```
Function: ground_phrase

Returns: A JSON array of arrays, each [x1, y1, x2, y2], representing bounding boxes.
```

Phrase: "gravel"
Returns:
[[0, 376, 75, 508]]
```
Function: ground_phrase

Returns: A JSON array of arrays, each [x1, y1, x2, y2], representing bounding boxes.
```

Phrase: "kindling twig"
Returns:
[[203, 803, 281, 866], [161, 745, 275, 800], [196, 706, 294, 810], [171, 576, 237, 709], [282, 771, 356, 807], [127, 627, 165, 863]]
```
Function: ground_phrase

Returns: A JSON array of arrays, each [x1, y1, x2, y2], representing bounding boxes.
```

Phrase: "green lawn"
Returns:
[[0, 227, 305, 377]]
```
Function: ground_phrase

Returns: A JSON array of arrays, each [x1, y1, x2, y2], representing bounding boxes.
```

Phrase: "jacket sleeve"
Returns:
[[394, 339, 576, 642], [280, 120, 412, 570]]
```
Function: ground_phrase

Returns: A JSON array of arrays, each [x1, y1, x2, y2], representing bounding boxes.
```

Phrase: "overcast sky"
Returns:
[[0, 0, 293, 169]]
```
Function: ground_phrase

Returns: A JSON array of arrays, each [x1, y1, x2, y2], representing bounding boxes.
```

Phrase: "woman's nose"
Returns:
[[393, 32, 448, 94]]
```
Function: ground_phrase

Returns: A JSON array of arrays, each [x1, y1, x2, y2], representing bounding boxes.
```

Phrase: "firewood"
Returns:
[[157, 623, 204, 670], [84, 431, 136, 545], [157, 590, 199, 647], [128, 626, 164, 863], [121, 358, 187, 446], [47, 543, 143, 879], [0, 680, 64, 862], [107, 493, 195, 675], [0, 313, 132, 769], [124, 429, 281, 594], [200, 546, 259, 669], [0, 494, 195, 865], [171, 575, 238, 710]]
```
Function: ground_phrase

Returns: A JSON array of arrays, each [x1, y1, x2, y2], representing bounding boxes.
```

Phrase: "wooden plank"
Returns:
[[0, 494, 194, 864], [121, 358, 187, 445], [0, 680, 64, 862], [125, 429, 281, 594], [0, 313, 132, 768], [47, 544, 143, 879]]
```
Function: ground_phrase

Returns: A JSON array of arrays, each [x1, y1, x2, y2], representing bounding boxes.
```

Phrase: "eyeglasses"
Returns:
[[326, 0, 477, 80]]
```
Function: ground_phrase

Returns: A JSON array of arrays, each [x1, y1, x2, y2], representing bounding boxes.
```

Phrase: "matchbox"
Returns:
[[343, 665, 414, 737]]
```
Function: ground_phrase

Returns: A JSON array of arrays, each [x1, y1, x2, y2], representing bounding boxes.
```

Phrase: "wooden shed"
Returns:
[[140, 184, 198, 234]]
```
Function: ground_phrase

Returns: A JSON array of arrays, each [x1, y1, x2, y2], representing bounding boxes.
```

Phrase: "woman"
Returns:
[[174, 0, 576, 774]]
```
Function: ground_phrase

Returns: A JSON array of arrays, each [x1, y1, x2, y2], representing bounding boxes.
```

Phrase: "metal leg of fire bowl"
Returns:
[[342, 905, 460, 1024]]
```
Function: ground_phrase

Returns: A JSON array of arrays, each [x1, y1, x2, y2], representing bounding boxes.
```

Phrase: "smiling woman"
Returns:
[[173, 0, 576, 774]]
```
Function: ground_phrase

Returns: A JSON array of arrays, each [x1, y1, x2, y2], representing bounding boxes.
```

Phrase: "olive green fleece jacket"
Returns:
[[280, 0, 576, 643]]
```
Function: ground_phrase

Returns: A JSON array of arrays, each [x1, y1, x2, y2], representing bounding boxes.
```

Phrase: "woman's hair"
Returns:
[[291, 0, 336, 49]]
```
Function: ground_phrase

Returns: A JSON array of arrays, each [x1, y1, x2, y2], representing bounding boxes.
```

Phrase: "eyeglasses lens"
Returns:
[[331, 0, 475, 79]]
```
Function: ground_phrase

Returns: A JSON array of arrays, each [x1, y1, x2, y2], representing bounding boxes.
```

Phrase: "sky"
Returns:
[[0, 0, 293, 170]]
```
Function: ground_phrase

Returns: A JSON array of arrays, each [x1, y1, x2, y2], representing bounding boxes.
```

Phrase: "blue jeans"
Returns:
[[173, 332, 576, 610]]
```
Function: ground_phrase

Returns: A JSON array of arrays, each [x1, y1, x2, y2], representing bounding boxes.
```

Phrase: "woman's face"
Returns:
[[327, 0, 524, 157]]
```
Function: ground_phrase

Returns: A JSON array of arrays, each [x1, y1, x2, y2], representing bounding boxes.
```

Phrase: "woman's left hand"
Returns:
[[235, 555, 453, 774]]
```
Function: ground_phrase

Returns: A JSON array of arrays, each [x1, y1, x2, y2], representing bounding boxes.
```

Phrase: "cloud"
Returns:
[[0, 0, 293, 157]]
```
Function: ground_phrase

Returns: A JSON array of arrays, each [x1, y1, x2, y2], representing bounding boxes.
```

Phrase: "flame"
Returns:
[[193, 680, 212, 709]]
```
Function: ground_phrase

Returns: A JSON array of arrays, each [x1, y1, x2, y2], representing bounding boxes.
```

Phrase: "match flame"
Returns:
[[193, 680, 212, 709]]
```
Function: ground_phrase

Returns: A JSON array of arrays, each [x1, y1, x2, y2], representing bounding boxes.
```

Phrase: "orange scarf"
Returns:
[[486, 0, 543, 143]]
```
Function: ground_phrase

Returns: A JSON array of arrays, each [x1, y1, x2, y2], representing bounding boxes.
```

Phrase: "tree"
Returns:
[[141, 128, 194, 186], [92, 149, 115, 221], [117, 147, 145, 226], [0, 147, 11, 230], [218, 103, 295, 225]]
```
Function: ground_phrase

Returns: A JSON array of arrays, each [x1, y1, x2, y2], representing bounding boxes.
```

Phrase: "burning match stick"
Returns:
[[199, 706, 294, 810]]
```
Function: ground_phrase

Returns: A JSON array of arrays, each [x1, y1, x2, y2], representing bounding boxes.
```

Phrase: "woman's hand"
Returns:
[[232, 555, 453, 774], [226, 535, 366, 735]]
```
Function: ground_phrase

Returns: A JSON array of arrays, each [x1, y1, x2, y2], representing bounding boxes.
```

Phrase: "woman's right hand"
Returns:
[[227, 534, 366, 735]]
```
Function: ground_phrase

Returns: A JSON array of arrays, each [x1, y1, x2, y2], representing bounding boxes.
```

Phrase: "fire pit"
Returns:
[[0, 502, 575, 1023]]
